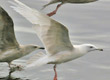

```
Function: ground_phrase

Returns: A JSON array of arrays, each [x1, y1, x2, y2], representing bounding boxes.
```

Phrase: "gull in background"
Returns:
[[0, 6, 44, 72], [42, 0, 98, 16], [10, 0, 103, 80]]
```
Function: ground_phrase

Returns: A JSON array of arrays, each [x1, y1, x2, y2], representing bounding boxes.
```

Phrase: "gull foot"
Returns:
[[10, 64, 24, 72], [47, 10, 57, 17], [47, 3, 62, 17]]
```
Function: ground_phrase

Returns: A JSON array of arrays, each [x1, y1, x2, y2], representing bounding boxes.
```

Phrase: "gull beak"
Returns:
[[39, 47, 45, 49], [97, 48, 103, 51]]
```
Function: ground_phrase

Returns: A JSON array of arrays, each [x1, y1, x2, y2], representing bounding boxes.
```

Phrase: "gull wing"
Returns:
[[11, 0, 74, 55], [33, 20, 74, 55], [0, 6, 19, 50]]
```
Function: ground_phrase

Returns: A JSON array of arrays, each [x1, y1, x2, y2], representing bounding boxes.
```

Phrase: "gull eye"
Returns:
[[33, 46, 38, 48], [90, 46, 93, 48]]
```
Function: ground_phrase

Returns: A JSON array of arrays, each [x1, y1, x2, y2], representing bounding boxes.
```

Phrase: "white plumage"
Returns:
[[10, 0, 103, 79]]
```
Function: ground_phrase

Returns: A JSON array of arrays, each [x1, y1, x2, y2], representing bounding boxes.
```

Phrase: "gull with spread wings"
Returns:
[[0, 6, 44, 72], [10, 0, 103, 80]]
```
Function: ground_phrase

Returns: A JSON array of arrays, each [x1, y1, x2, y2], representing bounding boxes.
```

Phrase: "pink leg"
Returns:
[[53, 64, 57, 80], [47, 3, 62, 17]]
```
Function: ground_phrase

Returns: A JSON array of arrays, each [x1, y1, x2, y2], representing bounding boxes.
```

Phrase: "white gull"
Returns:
[[10, 0, 103, 80]]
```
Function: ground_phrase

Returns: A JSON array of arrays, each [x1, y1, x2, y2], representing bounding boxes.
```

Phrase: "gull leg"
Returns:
[[53, 64, 57, 80], [8, 62, 23, 73], [47, 3, 62, 17], [8, 62, 11, 70], [8, 62, 14, 73], [7, 62, 13, 78]]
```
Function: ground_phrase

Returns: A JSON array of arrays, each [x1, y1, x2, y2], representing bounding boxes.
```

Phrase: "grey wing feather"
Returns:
[[0, 6, 19, 50], [27, 52, 46, 64], [10, 0, 74, 55], [35, 19, 74, 55]]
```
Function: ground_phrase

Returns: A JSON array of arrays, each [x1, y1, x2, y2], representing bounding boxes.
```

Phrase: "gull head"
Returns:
[[26, 45, 45, 50], [21, 44, 45, 53], [79, 44, 103, 53]]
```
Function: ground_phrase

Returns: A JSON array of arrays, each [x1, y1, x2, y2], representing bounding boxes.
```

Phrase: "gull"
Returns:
[[0, 6, 44, 72], [10, 0, 103, 80], [42, 0, 98, 16]]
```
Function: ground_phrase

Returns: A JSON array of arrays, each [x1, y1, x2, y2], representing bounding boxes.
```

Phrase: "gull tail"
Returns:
[[26, 52, 49, 68]]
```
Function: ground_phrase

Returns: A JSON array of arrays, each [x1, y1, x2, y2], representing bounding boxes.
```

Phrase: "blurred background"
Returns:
[[0, 0, 110, 80]]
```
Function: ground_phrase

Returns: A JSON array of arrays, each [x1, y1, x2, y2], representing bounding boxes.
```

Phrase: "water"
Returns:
[[0, 0, 110, 80]]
